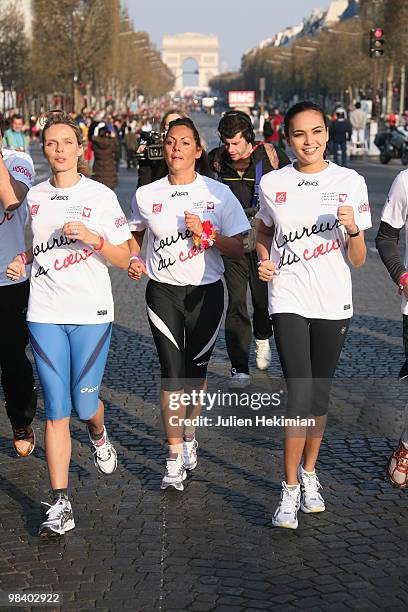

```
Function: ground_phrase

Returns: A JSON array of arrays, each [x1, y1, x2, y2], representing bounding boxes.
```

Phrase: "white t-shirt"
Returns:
[[256, 161, 372, 319], [380, 169, 408, 314], [0, 149, 35, 286], [128, 173, 250, 286], [26, 175, 131, 324]]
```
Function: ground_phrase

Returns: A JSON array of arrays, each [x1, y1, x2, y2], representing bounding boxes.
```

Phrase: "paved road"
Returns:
[[1, 115, 408, 612]]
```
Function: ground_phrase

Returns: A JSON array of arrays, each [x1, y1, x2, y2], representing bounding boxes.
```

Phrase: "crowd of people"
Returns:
[[1, 100, 408, 537]]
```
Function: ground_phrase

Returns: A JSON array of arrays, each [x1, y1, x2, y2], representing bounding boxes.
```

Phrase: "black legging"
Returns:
[[0, 280, 37, 428], [272, 313, 349, 418]]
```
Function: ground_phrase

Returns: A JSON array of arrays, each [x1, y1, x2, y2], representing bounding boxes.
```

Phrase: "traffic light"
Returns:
[[370, 28, 385, 57]]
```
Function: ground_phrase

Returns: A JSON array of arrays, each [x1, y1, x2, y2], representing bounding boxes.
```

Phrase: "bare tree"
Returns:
[[0, 1, 31, 111]]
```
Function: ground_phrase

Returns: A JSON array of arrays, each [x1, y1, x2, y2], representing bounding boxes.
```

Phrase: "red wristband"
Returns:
[[93, 235, 105, 251], [18, 252, 27, 265]]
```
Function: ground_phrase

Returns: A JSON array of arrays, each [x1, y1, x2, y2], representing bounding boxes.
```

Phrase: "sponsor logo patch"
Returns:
[[321, 192, 338, 205], [207, 202, 215, 210], [97, 309, 108, 316], [275, 192, 286, 204], [358, 202, 370, 213], [82, 207, 91, 218], [115, 215, 128, 228], [152, 203, 162, 214], [51, 194, 68, 200], [31, 204, 40, 216], [339, 193, 348, 203], [12, 166, 33, 180]]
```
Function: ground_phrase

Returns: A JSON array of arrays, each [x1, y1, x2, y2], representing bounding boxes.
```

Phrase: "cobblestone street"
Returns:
[[1, 126, 408, 611]]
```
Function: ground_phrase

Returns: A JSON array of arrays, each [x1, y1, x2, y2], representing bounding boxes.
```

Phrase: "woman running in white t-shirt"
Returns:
[[7, 112, 131, 536], [128, 117, 250, 491], [256, 101, 372, 529]]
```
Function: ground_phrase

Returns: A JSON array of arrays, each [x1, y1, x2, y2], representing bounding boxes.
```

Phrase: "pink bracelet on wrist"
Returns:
[[18, 252, 27, 265], [257, 258, 270, 266], [398, 272, 408, 294]]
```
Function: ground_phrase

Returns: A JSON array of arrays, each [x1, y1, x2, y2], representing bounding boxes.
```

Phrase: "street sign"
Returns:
[[228, 90, 256, 107]]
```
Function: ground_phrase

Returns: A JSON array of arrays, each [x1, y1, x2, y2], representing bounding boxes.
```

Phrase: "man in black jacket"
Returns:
[[209, 110, 289, 387], [329, 107, 352, 167]]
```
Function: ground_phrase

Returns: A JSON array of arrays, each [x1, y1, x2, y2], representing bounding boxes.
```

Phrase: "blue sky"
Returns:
[[125, 0, 332, 71]]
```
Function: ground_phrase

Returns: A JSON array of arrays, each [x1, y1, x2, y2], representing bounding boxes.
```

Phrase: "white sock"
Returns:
[[168, 443, 183, 458]]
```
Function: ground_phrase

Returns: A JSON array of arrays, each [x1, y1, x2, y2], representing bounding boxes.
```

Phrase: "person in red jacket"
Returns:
[[263, 107, 284, 145]]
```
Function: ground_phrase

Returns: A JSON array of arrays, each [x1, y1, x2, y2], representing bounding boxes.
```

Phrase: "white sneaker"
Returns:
[[229, 368, 251, 389], [255, 338, 271, 370], [272, 481, 301, 529], [88, 426, 117, 475], [161, 454, 187, 491], [38, 497, 75, 537], [298, 465, 325, 513], [183, 437, 198, 470]]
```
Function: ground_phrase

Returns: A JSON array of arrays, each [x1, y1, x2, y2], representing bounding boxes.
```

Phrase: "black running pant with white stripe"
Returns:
[[146, 279, 224, 391]]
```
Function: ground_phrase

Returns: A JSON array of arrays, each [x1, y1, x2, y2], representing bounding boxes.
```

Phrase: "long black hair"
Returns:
[[165, 117, 212, 177], [284, 101, 328, 137]]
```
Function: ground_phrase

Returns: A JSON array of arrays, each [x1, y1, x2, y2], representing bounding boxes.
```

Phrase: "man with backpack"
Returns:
[[209, 110, 289, 387]]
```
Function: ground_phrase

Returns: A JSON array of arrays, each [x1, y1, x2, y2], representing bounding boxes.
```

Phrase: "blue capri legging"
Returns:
[[28, 322, 112, 421]]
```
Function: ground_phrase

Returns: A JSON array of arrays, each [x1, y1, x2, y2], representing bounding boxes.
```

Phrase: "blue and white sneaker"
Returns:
[[183, 437, 198, 470]]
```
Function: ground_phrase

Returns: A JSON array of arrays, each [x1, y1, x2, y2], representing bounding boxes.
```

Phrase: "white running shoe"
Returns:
[[272, 481, 301, 529], [161, 454, 187, 491], [298, 465, 325, 513], [38, 497, 75, 537], [183, 437, 198, 471], [255, 338, 271, 371], [88, 426, 117, 475], [229, 368, 251, 389]]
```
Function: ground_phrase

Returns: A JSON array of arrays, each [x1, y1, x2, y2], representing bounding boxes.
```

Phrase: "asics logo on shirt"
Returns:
[[298, 179, 318, 187], [171, 191, 188, 197], [51, 194, 68, 200]]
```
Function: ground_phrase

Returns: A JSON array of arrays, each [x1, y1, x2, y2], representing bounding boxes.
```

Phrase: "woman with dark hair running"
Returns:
[[376, 167, 408, 488], [7, 111, 131, 536], [128, 117, 250, 490], [256, 101, 371, 528]]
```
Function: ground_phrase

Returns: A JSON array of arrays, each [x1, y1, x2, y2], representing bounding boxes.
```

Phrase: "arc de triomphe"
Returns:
[[162, 33, 219, 92]]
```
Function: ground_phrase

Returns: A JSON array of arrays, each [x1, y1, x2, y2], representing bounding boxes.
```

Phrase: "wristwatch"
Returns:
[[347, 225, 360, 238]]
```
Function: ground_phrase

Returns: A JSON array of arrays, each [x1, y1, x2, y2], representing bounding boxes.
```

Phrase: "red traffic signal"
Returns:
[[370, 27, 385, 57]]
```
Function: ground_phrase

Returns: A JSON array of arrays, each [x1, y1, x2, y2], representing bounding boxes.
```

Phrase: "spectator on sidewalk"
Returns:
[[3, 114, 29, 152], [92, 126, 120, 190]]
